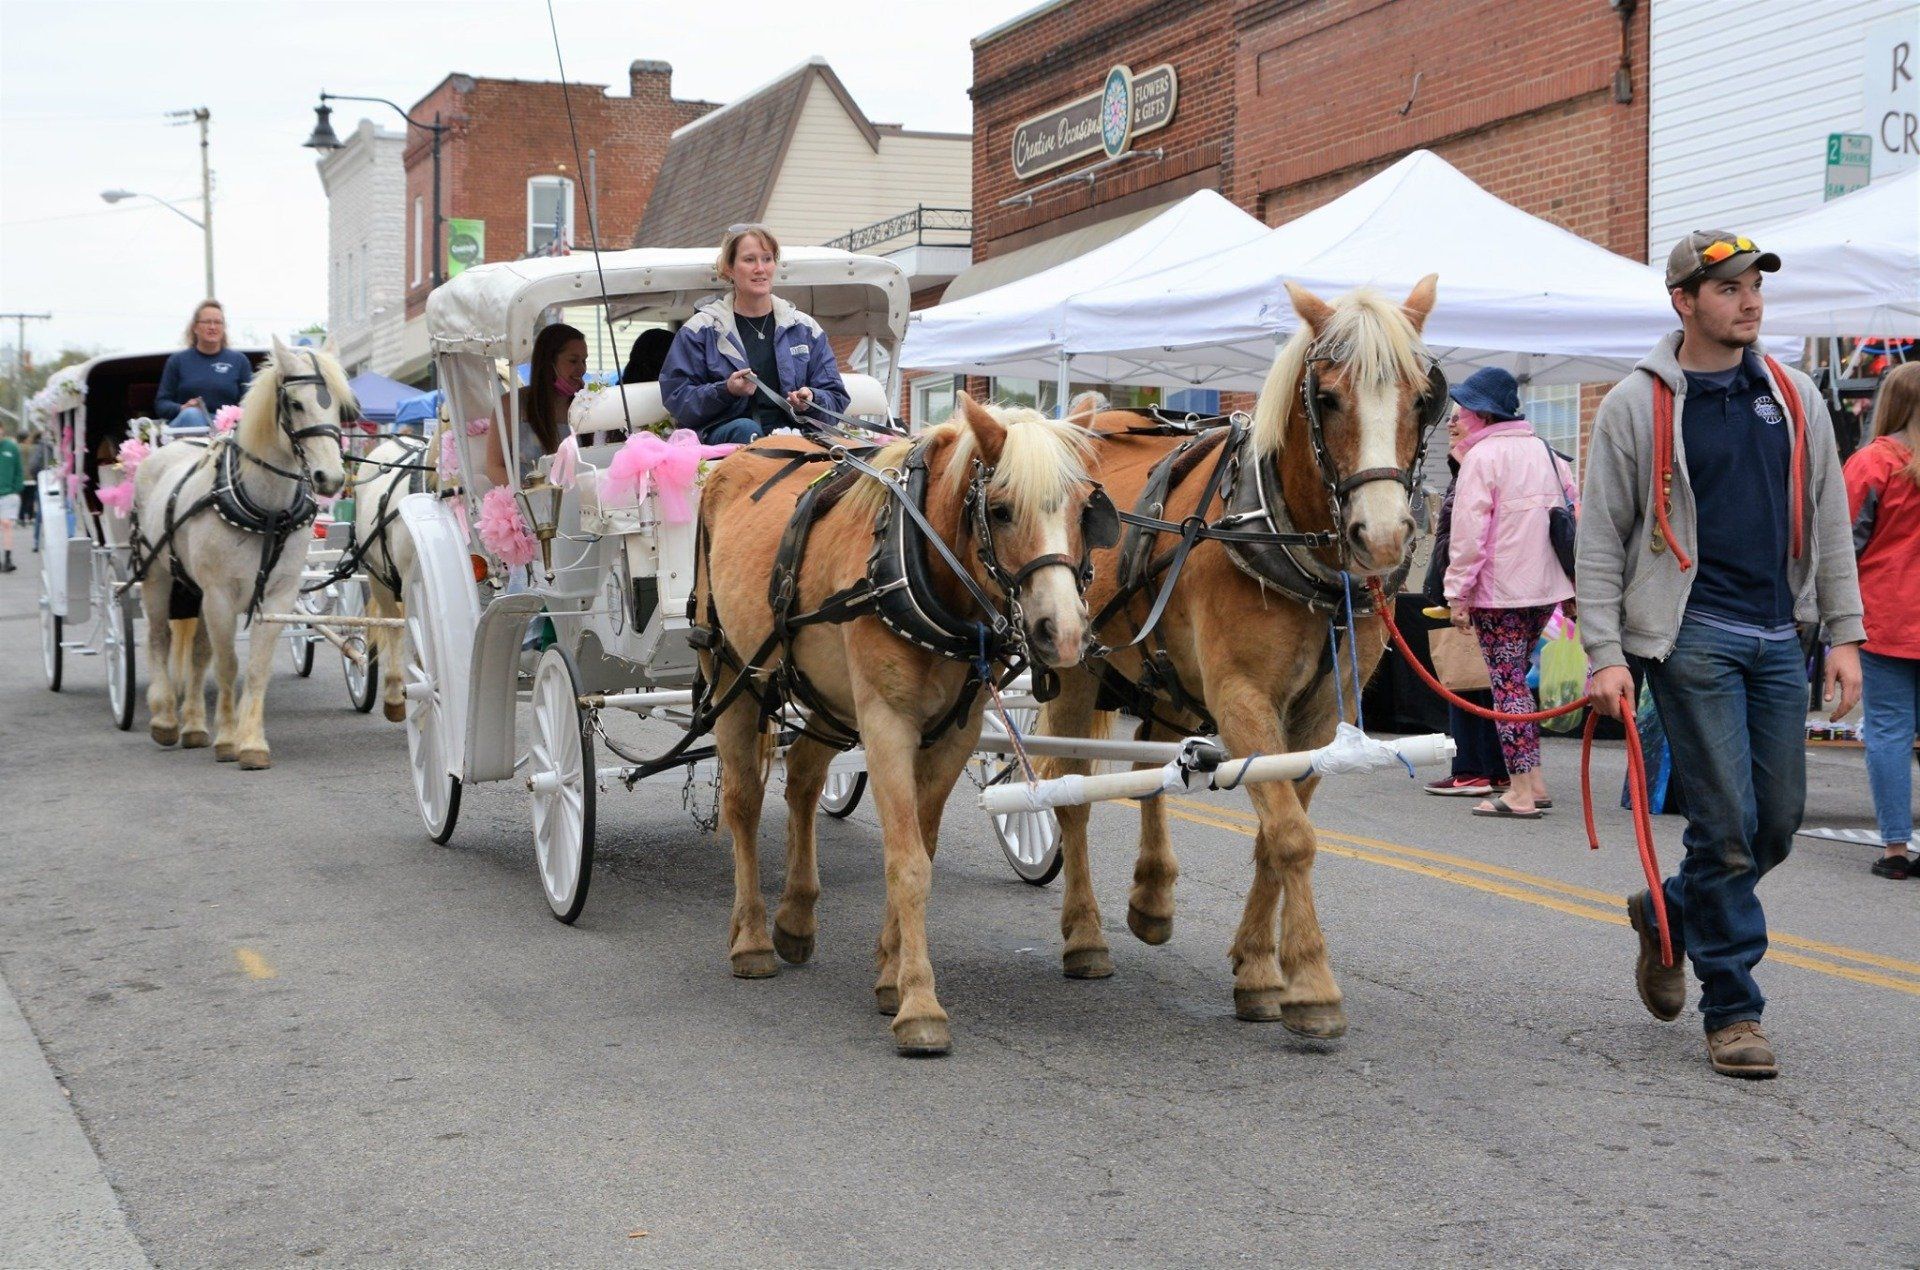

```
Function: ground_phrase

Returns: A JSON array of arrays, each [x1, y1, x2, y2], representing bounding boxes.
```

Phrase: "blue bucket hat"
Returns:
[[1447, 367, 1525, 422]]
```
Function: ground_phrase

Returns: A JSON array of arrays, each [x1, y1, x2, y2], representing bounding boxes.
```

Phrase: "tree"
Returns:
[[1, 345, 96, 430]]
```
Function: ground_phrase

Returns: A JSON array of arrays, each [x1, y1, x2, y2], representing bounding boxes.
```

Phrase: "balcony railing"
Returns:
[[823, 205, 971, 254]]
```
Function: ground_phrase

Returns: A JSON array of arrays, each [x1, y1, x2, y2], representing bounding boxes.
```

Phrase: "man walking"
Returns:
[[0, 427, 25, 572], [1578, 230, 1863, 1079]]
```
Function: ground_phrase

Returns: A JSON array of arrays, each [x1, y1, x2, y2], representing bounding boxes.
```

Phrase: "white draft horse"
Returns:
[[1041, 278, 1441, 1039], [134, 338, 350, 768], [349, 432, 433, 723]]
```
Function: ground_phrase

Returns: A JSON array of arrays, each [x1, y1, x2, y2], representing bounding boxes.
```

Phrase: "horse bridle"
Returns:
[[236, 351, 346, 484], [964, 458, 1121, 642], [1298, 350, 1450, 552]]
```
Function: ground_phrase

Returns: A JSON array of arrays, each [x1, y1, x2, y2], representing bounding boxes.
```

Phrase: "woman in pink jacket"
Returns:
[[1443, 367, 1577, 819]]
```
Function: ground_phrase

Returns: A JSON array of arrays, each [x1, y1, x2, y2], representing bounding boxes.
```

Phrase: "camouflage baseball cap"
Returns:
[[1665, 229, 1781, 289]]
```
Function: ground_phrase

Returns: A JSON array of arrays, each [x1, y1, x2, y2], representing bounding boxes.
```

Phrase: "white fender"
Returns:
[[38, 471, 69, 618], [398, 492, 479, 779], [465, 591, 548, 783]]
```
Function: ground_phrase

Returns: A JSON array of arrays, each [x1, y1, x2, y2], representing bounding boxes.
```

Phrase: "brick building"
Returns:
[[960, 0, 1651, 443]]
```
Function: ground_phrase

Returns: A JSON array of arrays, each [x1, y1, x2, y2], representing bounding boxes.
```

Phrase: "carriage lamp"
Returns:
[[516, 478, 565, 578]]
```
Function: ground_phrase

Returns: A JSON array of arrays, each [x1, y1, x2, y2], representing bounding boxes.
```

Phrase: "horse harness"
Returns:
[[127, 355, 343, 619], [304, 434, 433, 600]]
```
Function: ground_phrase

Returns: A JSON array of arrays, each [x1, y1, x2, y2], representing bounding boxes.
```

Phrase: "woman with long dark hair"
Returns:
[[1846, 361, 1920, 878], [486, 322, 587, 487]]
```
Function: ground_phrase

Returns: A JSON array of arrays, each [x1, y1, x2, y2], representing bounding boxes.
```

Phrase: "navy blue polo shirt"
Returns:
[[1680, 350, 1795, 633]]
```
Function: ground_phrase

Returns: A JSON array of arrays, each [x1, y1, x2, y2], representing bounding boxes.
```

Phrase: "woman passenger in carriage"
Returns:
[[658, 223, 850, 445], [484, 322, 588, 488]]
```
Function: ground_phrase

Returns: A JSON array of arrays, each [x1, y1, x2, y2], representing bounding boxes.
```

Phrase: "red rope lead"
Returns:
[[1369, 583, 1673, 966]]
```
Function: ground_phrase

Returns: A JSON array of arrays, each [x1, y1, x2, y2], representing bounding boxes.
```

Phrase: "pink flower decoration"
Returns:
[[117, 437, 151, 475], [98, 479, 136, 517], [213, 405, 243, 434], [465, 416, 491, 436], [602, 430, 737, 523], [548, 435, 580, 490], [438, 428, 462, 480], [477, 486, 537, 567], [66, 471, 87, 500]]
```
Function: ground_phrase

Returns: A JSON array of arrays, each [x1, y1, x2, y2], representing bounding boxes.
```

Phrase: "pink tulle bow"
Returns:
[[213, 404, 243, 434], [438, 427, 461, 480], [66, 471, 87, 500], [477, 486, 537, 567], [548, 435, 579, 490], [98, 480, 136, 517], [601, 430, 737, 523], [117, 437, 151, 474]]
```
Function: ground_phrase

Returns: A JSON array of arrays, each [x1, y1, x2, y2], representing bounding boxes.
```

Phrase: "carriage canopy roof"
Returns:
[[425, 247, 911, 360]]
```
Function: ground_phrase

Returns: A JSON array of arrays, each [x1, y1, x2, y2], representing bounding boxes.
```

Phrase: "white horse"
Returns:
[[133, 338, 350, 768], [348, 431, 432, 722]]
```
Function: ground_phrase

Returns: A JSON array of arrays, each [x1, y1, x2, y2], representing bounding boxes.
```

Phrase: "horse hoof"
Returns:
[[384, 701, 406, 723], [772, 925, 814, 965], [874, 984, 900, 1015], [150, 724, 180, 747], [237, 750, 272, 771], [1062, 947, 1114, 980], [1127, 904, 1173, 945], [892, 1016, 951, 1057], [180, 730, 210, 750], [214, 744, 237, 763], [730, 950, 779, 979], [1233, 987, 1287, 1022], [1280, 1003, 1348, 1040]]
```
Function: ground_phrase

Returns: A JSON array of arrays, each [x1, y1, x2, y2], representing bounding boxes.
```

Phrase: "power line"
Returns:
[[0, 195, 203, 229]]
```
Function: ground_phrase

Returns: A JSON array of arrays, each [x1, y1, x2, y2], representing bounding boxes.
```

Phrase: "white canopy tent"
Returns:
[[1061, 151, 1680, 390], [1746, 170, 1920, 338], [899, 190, 1268, 385]]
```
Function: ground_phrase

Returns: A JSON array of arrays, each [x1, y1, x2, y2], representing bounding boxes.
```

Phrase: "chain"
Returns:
[[683, 763, 721, 833]]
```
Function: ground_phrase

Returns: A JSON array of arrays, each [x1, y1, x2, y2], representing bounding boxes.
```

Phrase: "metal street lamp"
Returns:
[[306, 93, 449, 289], [101, 186, 214, 299]]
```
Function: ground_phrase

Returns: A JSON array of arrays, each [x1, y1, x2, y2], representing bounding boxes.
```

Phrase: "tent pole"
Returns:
[[1055, 354, 1070, 418]]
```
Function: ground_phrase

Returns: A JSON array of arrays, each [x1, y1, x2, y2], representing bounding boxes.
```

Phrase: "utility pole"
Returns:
[[169, 107, 215, 298], [2, 312, 54, 432]]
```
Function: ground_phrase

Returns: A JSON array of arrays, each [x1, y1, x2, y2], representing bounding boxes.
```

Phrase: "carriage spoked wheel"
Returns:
[[284, 591, 320, 678], [402, 597, 460, 844], [982, 706, 1062, 886], [40, 599, 63, 692], [819, 770, 867, 818], [103, 578, 137, 732], [528, 646, 595, 924], [337, 580, 378, 714]]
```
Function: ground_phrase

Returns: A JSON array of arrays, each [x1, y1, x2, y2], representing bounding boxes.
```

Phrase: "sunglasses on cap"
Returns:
[[1699, 235, 1756, 266]]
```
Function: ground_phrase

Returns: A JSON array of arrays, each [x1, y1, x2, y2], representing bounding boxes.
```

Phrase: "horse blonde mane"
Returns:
[[844, 403, 1094, 519], [236, 346, 355, 453], [1249, 287, 1430, 460]]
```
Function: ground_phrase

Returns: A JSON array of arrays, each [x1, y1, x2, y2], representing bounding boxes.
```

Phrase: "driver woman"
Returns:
[[156, 300, 253, 431], [485, 322, 587, 487], [658, 224, 849, 445]]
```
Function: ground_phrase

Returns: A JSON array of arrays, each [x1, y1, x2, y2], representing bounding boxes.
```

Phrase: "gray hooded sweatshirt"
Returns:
[[1575, 330, 1865, 671]]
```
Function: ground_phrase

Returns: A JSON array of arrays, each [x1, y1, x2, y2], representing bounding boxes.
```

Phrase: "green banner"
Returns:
[[447, 219, 485, 277]]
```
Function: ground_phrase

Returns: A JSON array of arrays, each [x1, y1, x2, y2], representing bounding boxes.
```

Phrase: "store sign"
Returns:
[[1864, 12, 1918, 174], [447, 218, 485, 277], [1010, 63, 1178, 181], [1825, 132, 1872, 200]]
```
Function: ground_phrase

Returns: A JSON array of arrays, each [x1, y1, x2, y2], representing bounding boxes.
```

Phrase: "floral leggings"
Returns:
[[1469, 604, 1556, 775]]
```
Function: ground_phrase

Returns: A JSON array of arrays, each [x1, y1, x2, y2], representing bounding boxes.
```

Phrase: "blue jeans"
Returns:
[[702, 417, 767, 446], [1636, 619, 1807, 1032], [171, 405, 212, 431], [1860, 649, 1919, 848]]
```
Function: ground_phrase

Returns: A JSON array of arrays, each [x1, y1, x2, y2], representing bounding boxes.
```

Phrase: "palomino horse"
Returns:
[[1039, 277, 1442, 1038], [134, 338, 350, 768], [697, 395, 1107, 1055], [349, 432, 433, 723]]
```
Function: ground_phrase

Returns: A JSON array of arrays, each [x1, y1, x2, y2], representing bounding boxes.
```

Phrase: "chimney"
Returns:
[[630, 59, 672, 102]]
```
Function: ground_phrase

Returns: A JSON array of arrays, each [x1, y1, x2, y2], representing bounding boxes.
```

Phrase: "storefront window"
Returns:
[[1522, 383, 1582, 478], [913, 375, 957, 425]]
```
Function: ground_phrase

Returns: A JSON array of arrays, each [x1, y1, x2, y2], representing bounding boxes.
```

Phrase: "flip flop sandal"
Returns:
[[1472, 795, 1545, 820]]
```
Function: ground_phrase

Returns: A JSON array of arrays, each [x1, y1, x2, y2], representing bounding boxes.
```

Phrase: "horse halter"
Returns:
[[1298, 350, 1449, 546], [244, 351, 345, 484], [964, 459, 1121, 632]]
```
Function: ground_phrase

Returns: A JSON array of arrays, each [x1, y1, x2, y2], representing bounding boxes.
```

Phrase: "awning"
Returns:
[[940, 200, 1182, 304]]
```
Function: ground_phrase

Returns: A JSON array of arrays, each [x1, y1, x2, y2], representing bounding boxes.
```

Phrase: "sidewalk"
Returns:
[[0, 968, 149, 1269]]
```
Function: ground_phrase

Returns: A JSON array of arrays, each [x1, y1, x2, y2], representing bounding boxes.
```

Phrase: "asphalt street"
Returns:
[[2, 572, 1916, 1268]]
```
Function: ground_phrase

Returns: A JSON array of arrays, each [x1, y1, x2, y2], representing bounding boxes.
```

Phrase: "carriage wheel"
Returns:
[[982, 706, 1062, 885], [402, 600, 461, 844], [338, 581, 379, 714], [104, 583, 136, 732], [41, 601, 63, 692], [819, 770, 866, 818], [529, 646, 595, 924], [285, 597, 318, 677]]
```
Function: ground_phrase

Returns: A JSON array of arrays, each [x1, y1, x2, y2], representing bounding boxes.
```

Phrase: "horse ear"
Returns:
[[270, 334, 291, 365], [956, 391, 1007, 465], [1285, 282, 1335, 335], [322, 335, 340, 358], [1402, 273, 1439, 333], [1065, 391, 1104, 426]]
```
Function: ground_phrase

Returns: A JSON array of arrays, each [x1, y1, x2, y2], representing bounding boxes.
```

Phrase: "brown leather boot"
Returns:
[[1628, 890, 1685, 1021], [1706, 1020, 1778, 1078]]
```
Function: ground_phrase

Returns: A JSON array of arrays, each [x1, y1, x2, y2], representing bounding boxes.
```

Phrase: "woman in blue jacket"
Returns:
[[658, 224, 849, 444], [156, 300, 253, 430]]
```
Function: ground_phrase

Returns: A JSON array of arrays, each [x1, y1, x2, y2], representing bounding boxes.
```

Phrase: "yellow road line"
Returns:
[[234, 948, 277, 981], [1156, 803, 1920, 999]]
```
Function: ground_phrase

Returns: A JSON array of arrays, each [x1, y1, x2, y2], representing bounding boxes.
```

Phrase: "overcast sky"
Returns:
[[0, 0, 1036, 360]]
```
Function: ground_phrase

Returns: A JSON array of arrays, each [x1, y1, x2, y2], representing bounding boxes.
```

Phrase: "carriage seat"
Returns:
[[571, 374, 892, 438]]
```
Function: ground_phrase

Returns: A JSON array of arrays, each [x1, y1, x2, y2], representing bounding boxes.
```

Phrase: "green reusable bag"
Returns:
[[1537, 611, 1589, 735]]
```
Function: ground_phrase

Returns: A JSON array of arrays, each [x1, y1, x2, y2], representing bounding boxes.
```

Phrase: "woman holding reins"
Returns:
[[658, 224, 849, 445]]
